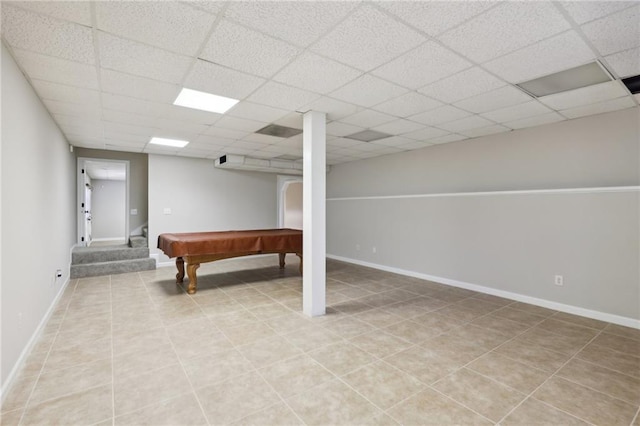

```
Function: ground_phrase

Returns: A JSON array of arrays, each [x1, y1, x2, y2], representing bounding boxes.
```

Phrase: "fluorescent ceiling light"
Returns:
[[173, 88, 239, 114], [517, 62, 612, 97], [149, 137, 189, 148]]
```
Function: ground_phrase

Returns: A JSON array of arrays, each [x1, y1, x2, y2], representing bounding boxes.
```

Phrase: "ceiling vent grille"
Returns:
[[255, 124, 302, 138], [344, 130, 392, 142]]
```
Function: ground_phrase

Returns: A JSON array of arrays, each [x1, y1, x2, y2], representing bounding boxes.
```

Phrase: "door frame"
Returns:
[[77, 157, 130, 246], [277, 175, 303, 228]]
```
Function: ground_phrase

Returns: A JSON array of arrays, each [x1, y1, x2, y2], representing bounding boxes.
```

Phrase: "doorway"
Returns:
[[277, 175, 303, 229], [77, 158, 130, 247]]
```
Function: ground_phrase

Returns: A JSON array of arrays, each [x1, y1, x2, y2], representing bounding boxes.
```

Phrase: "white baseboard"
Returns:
[[327, 254, 640, 330], [0, 275, 72, 404]]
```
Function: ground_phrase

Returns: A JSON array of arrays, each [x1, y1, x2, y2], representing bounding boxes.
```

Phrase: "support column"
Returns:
[[302, 111, 326, 317]]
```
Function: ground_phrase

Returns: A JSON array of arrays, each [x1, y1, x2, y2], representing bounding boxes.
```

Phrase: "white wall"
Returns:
[[90, 179, 125, 240], [284, 181, 303, 230], [327, 108, 640, 323], [1, 44, 76, 386], [148, 155, 278, 263]]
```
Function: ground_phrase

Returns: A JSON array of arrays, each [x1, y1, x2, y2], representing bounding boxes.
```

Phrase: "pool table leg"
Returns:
[[186, 262, 200, 294], [176, 257, 185, 283], [279, 253, 286, 269]]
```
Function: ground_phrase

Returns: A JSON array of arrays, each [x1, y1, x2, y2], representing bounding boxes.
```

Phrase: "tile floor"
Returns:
[[1, 256, 639, 426]]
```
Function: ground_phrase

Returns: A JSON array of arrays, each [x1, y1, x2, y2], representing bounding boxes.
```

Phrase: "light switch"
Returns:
[[130, 209, 138, 215], [163, 208, 172, 215]]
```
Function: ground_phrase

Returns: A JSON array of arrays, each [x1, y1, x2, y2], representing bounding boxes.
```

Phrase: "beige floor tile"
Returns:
[[384, 319, 444, 344], [1, 374, 38, 413], [19, 350, 48, 378], [592, 332, 640, 356], [509, 302, 557, 317], [283, 325, 344, 352], [534, 318, 601, 340], [231, 402, 303, 426], [576, 342, 640, 378], [43, 337, 112, 372], [52, 323, 112, 350], [434, 304, 486, 322], [207, 309, 260, 329], [512, 327, 593, 356], [330, 300, 375, 315], [309, 342, 377, 376], [604, 324, 640, 341], [534, 376, 637, 425], [469, 293, 514, 307], [501, 397, 589, 425], [248, 302, 293, 320], [470, 314, 532, 338], [380, 299, 432, 319], [29, 331, 58, 355], [557, 358, 640, 404], [197, 372, 280, 424], [384, 346, 463, 384], [238, 335, 303, 368], [222, 322, 277, 347], [433, 368, 526, 422], [490, 306, 547, 326], [114, 393, 207, 426], [322, 316, 376, 338], [349, 326, 415, 358], [387, 388, 491, 425], [360, 413, 400, 426], [259, 354, 335, 398], [0, 409, 23, 426], [410, 311, 464, 332], [183, 348, 254, 389], [172, 332, 234, 360], [550, 312, 608, 330], [420, 334, 489, 365], [112, 326, 171, 357], [30, 358, 112, 405], [495, 339, 571, 372], [21, 384, 112, 426], [286, 378, 381, 425], [262, 312, 311, 334], [343, 360, 425, 410], [467, 352, 551, 394], [445, 324, 512, 351], [113, 343, 179, 380], [114, 364, 192, 416], [353, 308, 404, 328]]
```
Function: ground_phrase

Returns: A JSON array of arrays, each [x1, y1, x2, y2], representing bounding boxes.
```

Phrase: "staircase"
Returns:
[[71, 228, 156, 278]]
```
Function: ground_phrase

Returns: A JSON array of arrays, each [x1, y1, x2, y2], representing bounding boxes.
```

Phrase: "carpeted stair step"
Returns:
[[71, 258, 156, 279], [72, 246, 149, 265], [129, 236, 148, 248]]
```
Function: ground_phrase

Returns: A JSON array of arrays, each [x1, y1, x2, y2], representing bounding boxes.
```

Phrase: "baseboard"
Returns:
[[327, 254, 640, 330], [0, 275, 72, 404]]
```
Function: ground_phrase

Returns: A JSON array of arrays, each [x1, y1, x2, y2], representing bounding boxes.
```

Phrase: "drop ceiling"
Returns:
[[1, 1, 638, 166]]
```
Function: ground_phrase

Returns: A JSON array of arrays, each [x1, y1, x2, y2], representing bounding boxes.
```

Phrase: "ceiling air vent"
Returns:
[[255, 124, 302, 138], [622, 74, 640, 94], [345, 130, 392, 142]]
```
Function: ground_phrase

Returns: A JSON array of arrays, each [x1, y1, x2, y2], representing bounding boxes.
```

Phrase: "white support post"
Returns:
[[302, 111, 326, 317]]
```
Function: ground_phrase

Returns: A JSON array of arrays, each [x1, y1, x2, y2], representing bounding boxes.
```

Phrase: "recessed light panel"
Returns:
[[345, 129, 392, 142], [174, 88, 239, 114], [517, 62, 612, 97], [149, 137, 189, 148]]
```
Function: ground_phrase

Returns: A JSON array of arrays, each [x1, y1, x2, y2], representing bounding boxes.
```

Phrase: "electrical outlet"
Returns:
[[554, 275, 564, 286]]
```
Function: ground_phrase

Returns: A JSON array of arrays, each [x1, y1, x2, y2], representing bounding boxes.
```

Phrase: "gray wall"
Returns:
[[148, 155, 278, 263], [327, 107, 640, 322], [91, 179, 126, 240], [75, 148, 148, 235], [1, 44, 76, 385]]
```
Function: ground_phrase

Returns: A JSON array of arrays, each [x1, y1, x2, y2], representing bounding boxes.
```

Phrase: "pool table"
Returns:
[[157, 228, 302, 294]]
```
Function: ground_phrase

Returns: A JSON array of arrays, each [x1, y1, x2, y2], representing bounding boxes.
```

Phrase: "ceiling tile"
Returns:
[[376, 1, 495, 36], [230, 140, 273, 150], [428, 134, 468, 145], [409, 105, 472, 126], [311, 5, 425, 71], [483, 31, 596, 83], [103, 109, 158, 128], [372, 136, 415, 147], [371, 119, 424, 135], [12, 49, 98, 89], [454, 85, 532, 114], [100, 70, 181, 104], [241, 133, 283, 145], [153, 118, 209, 135], [504, 112, 565, 129], [227, 102, 289, 123], [300, 97, 363, 121], [402, 126, 449, 141], [182, 1, 225, 15], [373, 42, 471, 89], [102, 131, 150, 144], [273, 113, 304, 129], [437, 115, 495, 132], [460, 124, 511, 138], [560, 1, 637, 24], [226, 1, 358, 47], [581, 5, 640, 55], [418, 67, 505, 103], [102, 93, 170, 117], [160, 105, 221, 125], [440, 2, 570, 63], [366, 145, 404, 156], [372, 92, 443, 118], [397, 140, 433, 151], [330, 74, 407, 108], [1, 5, 95, 64], [200, 19, 300, 78], [247, 82, 320, 110], [96, 1, 214, 56], [53, 114, 102, 129], [327, 137, 365, 149], [194, 134, 235, 147], [31, 80, 101, 106], [339, 109, 397, 128], [5, 1, 92, 26], [538, 81, 628, 110], [203, 126, 249, 140], [43, 99, 101, 119], [214, 116, 268, 133], [350, 142, 393, 152], [326, 122, 365, 137], [604, 47, 640, 78], [98, 33, 193, 84], [103, 122, 157, 137], [560, 97, 636, 119], [482, 101, 552, 122], [185, 59, 266, 100], [273, 52, 361, 94]]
